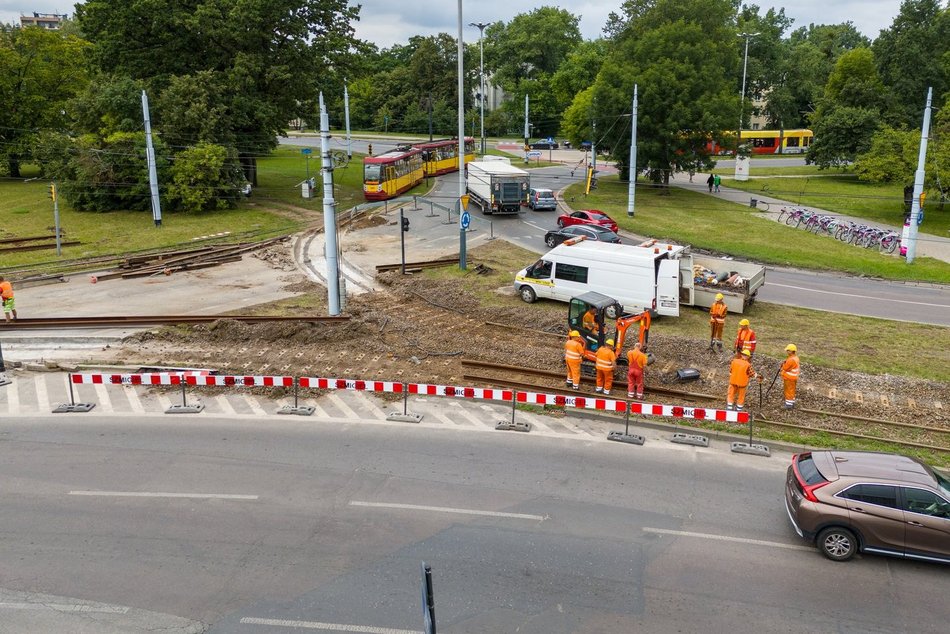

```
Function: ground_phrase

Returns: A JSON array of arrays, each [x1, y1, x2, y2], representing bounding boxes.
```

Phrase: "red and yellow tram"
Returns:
[[362, 137, 475, 201]]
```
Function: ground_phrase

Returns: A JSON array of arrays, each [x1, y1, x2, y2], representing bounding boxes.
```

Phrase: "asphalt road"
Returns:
[[437, 165, 950, 326], [1, 415, 946, 633]]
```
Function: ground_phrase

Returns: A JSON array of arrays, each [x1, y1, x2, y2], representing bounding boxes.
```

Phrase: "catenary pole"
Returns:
[[523, 94, 529, 162], [737, 33, 758, 155], [627, 85, 638, 218], [469, 22, 489, 156], [905, 87, 933, 264], [141, 90, 162, 227], [457, 1, 467, 270], [344, 81, 352, 160], [320, 92, 341, 315]]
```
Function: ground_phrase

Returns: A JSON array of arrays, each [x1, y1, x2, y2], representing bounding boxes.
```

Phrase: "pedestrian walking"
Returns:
[[781, 344, 801, 409], [564, 330, 585, 391], [713, 173, 721, 192], [734, 318, 756, 357], [0, 276, 16, 322], [626, 343, 648, 400], [708, 292, 727, 350], [594, 338, 617, 395], [726, 349, 760, 411], [706, 173, 714, 192]]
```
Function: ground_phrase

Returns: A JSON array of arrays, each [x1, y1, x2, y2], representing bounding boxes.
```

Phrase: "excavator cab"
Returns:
[[569, 291, 630, 363]]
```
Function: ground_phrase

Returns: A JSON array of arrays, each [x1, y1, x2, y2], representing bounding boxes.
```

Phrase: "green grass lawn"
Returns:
[[564, 176, 950, 284], [0, 146, 366, 272], [721, 172, 950, 236], [711, 165, 851, 177]]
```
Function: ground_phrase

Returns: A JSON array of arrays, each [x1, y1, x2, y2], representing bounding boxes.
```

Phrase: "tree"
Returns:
[[0, 24, 89, 176], [736, 5, 794, 127], [167, 142, 245, 211], [75, 0, 361, 185], [550, 39, 609, 115], [807, 48, 889, 167], [872, 0, 950, 127], [585, 0, 739, 187]]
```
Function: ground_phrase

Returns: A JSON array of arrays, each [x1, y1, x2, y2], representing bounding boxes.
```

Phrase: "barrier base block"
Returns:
[[495, 420, 531, 432], [278, 405, 316, 416], [387, 412, 423, 423], [607, 431, 645, 445], [52, 402, 96, 413], [670, 432, 709, 447], [0, 374, 11, 387], [730, 441, 771, 457], [165, 403, 205, 414]]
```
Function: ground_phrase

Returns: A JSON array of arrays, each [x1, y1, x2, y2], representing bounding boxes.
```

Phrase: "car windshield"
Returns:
[[597, 230, 619, 241], [933, 467, 950, 497]]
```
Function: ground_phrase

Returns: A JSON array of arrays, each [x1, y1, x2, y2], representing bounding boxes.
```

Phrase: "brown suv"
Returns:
[[785, 451, 950, 563]]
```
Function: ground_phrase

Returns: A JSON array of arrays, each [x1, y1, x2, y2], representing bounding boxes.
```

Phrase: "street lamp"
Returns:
[[469, 22, 489, 156], [737, 32, 759, 155]]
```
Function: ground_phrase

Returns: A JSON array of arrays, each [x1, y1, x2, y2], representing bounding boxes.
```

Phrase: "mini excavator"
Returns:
[[568, 291, 651, 370]]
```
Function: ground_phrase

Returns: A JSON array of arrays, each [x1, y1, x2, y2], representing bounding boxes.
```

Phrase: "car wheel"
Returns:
[[519, 286, 536, 304], [544, 235, 558, 248], [557, 218, 565, 228], [817, 527, 858, 562]]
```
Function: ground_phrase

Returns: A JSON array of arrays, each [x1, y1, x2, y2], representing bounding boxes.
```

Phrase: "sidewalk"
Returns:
[[679, 173, 950, 265]]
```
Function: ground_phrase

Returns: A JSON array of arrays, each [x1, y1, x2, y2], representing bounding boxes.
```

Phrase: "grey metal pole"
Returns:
[[141, 90, 162, 227], [627, 85, 638, 218], [469, 22, 489, 156], [344, 81, 352, 160], [523, 94, 529, 162], [52, 182, 62, 255], [737, 33, 758, 155], [905, 87, 933, 264], [320, 92, 342, 315], [457, 1, 467, 271]]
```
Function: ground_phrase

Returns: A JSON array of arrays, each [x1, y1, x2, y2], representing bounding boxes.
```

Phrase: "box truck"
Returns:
[[466, 161, 529, 214], [513, 239, 765, 315]]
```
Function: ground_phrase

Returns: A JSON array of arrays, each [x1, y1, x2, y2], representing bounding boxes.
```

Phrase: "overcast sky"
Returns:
[[2, 1, 906, 46]]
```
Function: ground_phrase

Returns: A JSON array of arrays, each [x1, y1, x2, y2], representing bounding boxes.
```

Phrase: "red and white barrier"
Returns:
[[65, 373, 749, 424]]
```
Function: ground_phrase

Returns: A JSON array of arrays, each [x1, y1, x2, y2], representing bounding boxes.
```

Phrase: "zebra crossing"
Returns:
[[0, 372, 615, 440]]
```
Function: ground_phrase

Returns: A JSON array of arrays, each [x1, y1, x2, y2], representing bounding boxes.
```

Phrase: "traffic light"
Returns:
[[401, 216, 410, 232], [367, 143, 373, 156], [48, 183, 57, 202]]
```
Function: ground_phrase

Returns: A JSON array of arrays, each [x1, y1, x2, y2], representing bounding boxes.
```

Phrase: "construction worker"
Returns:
[[595, 338, 617, 395], [734, 318, 756, 356], [781, 344, 801, 409], [626, 342, 648, 400], [582, 307, 597, 332], [564, 330, 585, 390], [727, 349, 761, 411], [634, 309, 651, 349], [0, 275, 16, 322], [709, 293, 727, 350]]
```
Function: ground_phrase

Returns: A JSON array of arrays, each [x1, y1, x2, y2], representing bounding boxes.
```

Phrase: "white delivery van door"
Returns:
[[656, 259, 680, 316]]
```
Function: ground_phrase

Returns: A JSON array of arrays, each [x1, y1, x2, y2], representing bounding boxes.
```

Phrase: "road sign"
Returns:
[[527, 150, 542, 158], [460, 194, 470, 210], [301, 148, 312, 155], [460, 211, 471, 229]]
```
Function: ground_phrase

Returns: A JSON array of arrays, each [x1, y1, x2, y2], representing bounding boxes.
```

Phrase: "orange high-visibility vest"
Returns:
[[735, 327, 756, 353], [710, 301, 727, 324], [564, 339, 584, 361], [729, 357, 755, 387], [595, 347, 616, 371], [782, 354, 800, 381]]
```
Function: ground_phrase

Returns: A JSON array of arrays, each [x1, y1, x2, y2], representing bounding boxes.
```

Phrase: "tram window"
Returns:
[[786, 137, 800, 148], [364, 165, 381, 181]]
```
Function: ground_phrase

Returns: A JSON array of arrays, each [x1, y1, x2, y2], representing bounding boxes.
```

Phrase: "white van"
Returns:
[[514, 240, 682, 315], [513, 239, 767, 315]]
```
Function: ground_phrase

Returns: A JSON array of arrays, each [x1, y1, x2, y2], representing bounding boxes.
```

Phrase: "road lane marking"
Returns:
[[240, 617, 420, 633], [642, 527, 811, 551], [7, 378, 19, 414], [0, 602, 129, 614], [349, 501, 545, 522], [69, 491, 258, 500], [33, 375, 50, 412], [768, 282, 950, 308]]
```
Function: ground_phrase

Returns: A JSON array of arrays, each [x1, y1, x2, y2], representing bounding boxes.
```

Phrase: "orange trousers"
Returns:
[[596, 369, 613, 392], [566, 360, 581, 386], [710, 322, 724, 341], [727, 384, 748, 407], [784, 379, 797, 404]]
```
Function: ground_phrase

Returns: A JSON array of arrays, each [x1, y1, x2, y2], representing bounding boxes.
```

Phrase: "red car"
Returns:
[[556, 209, 619, 233]]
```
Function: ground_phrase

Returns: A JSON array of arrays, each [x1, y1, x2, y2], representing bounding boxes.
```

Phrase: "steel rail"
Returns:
[[375, 257, 461, 273], [0, 315, 350, 328]]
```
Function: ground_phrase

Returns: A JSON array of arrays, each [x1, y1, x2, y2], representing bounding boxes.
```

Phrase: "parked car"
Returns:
[[529, 140, 559, 150], [544, 224, 621, 248], [556, 209, 619, 233], [785, 450, 950, 563], [528, 187, 557, 211]]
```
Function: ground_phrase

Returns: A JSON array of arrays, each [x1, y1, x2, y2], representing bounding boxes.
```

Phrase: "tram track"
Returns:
[[0, 315, 350, 329], [460, 358, 950, 454]]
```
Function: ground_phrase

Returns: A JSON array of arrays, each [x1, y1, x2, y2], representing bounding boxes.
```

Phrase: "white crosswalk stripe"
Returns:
[[327, 393, 359, 418], [241, 394, 267, 416], [310, 400, 331, 418], [124, 386, 145, 414], [447, 401, 490, 428], [352, 392, 388, 420], [6, 377, 19, 414], [157, 394, 173, 412], [33, 375, 50, 413], [216, 395, 237, 416], [93, 383, 114, 413]]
